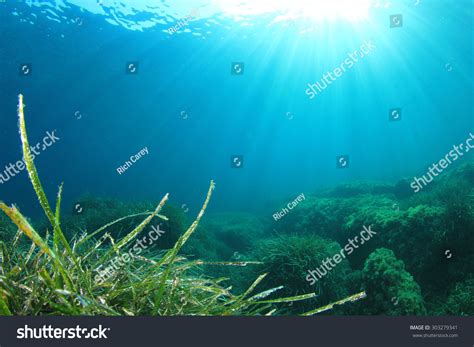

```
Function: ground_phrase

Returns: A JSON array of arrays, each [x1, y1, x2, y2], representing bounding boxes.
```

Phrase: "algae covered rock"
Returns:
[[344, 202, 446, 278], [343, 196, 405, 233], [194, 213, 266, 259], [280, 196, 357, 238], [362, 248, 426, 315], [326, 181, 394, 198]]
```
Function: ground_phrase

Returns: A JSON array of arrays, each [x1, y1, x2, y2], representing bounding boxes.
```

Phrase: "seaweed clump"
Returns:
[[247, 234, 352, 313], [0, 95, 365, 316], [361, 248, 426, 315]]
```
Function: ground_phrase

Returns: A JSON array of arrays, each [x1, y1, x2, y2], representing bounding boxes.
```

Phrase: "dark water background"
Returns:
[[0, 0, 472, 218]]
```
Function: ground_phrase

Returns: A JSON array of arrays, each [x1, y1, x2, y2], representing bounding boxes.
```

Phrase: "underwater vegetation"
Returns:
[[246, 234, 352, 313], [0, 213, 16, 243], [0, 96, 471, 316], [190, 213, 267, 261], [442, 277, 474, 316], [266, 162, 474, 315], [2, 117, 472, 317], [361, 248, 426, 315], [1, 125, 472, 318], [59, 198, 189, 252], [216, 162, 473, 315], [0, 95, 367, 316]]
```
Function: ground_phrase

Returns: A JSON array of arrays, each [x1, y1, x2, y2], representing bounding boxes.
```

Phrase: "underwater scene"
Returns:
[[0, 0, 473, 317]]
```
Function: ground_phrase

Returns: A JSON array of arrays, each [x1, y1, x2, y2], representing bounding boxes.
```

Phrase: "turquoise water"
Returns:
[[0, 0, 472, 216]]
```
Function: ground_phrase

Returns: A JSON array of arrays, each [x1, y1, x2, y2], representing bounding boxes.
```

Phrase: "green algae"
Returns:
[[361, 248, 426, 315]]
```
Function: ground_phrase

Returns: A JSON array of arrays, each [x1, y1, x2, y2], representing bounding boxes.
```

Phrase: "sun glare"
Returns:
[[212, 0, 373, 22]]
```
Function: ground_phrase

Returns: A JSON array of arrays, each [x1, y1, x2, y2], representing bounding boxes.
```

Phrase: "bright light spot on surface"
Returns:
[[212, 0, 373, 22]]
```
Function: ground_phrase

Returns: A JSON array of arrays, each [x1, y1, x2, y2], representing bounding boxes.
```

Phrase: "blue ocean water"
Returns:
[[0, 0, 472, 218]]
